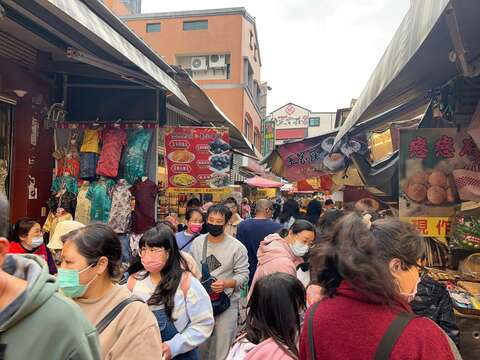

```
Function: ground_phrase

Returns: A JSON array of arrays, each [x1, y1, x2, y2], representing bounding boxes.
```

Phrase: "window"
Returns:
[[249, 30, 254, 49], [244, 118, 251, 141], [183, 20, 208, 31], [146, 23, 161, 32], [309, 117, 321, 127], [254, 129, 260, 150], [244, 59, 254, 94]]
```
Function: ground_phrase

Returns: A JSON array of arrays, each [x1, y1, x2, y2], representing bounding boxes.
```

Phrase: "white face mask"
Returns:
[[399, 278, 421, 303], [30, 236, 44, 248], [290, 241, 309, 257]]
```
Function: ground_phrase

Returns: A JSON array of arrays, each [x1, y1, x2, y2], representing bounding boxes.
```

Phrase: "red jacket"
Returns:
[[9, 241, 48, 261], [299, 281, 460, 360]]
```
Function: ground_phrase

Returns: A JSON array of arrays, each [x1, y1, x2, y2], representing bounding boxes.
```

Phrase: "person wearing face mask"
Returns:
[[0, 195, 101, 360], [175, 209, 205, 253], [59, 223, 164, 360], [190, 204, 249, 360], [248, 220, 315, 299], [127, 224, 214, 360], [9, 218, 57, 274], [300, 214, 462, 360]]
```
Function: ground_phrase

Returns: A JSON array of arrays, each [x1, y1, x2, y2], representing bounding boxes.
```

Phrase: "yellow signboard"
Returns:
[[401, 217, 452, 237]]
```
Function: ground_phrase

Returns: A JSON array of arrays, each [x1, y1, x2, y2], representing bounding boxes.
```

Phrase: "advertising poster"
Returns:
[[278, 134, 366, 182], [399, 128, 480, 220], [165, 127, 231, 193]]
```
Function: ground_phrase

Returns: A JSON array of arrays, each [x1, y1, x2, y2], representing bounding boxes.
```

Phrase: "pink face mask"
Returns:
[[141, 253, 167, 273], [189, 223, 203, 234]]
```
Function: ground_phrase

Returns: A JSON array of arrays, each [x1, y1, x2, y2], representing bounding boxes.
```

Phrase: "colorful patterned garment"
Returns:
[[80, 129, 101, 153], [56, 154, 80, 178], [108, 179, 132, 233], [124, 129, 152, 184], [86, 179, 115, 223], [75, 182, 92, 225], [96, 127, 127, 178], [51, 176, 78, 196], [130, 179, 157, 234], [79, 152, 99, 181]]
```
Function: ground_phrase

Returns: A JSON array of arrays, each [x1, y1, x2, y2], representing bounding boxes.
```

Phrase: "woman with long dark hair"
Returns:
[[227, 273, 306, 359], [127, 224, 214, 360], [300, 214, 461, 360], [277, 199, 302, 229]]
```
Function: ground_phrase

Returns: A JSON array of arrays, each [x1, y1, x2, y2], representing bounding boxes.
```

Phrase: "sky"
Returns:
[[142, 0, 411, 113]]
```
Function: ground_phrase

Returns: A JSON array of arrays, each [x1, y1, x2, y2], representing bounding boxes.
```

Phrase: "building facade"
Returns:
[[101, 0, 142, 16], [267, 103, 335, 148], [115, 7, 265, 154]]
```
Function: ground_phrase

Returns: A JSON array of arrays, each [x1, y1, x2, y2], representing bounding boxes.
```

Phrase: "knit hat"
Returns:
[[47, 220, 85, 251]]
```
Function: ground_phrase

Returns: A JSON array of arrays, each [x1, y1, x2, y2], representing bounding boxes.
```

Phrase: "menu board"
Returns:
[[164, 127, 231, 193]]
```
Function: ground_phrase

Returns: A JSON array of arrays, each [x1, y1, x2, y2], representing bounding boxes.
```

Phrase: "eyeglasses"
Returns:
[[139, 246, 166, 257]]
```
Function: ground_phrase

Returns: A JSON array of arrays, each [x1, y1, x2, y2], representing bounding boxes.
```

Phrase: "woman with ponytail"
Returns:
[[300, 213, 461, 360]]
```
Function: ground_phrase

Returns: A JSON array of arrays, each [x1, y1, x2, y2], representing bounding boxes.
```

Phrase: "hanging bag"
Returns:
[[200, 236, 231, 316]]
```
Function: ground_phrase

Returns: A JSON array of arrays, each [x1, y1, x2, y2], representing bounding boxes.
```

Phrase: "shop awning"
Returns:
[[168, 67, 256, 157], [334, 0, 480, 145], [245, 176, 283, 188], [1, 0, 188, 105]]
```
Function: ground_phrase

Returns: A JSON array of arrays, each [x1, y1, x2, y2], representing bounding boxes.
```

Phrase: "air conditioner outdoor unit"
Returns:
[[209, 54, 226, 68], [191, 56, 207, 71]]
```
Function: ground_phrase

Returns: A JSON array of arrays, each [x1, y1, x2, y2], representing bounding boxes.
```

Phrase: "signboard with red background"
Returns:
[[165, 127, 231, 193]]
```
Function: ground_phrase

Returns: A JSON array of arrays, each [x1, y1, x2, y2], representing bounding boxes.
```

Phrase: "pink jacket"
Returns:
[[248, 233, 303, 298], [227, 337, 295, 360]]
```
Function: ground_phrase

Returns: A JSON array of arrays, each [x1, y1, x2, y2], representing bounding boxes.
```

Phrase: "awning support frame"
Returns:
[[445, 3, 480, 78]]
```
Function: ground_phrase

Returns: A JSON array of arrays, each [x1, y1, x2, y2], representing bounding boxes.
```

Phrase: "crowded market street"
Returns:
[[0, 0, 479, 359]]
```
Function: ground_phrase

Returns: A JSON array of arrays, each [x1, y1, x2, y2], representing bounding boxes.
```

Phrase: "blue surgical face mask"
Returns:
[[290, 241, 309, 257], [30, 236, 44, 248], [58, 265, 96, 298]]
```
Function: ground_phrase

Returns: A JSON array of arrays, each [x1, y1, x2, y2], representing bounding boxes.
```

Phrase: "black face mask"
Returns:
[[207, 223, 224, 237]]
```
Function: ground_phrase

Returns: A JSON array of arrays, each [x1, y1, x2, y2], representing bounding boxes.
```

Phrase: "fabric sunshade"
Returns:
[[335, 0, 455, 145]]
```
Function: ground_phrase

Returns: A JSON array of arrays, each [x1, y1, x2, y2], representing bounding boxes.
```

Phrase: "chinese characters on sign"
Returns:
[[402, 217, 452, 237], [399, 129, 480, 218], [164, 127, 231, 193], [408, 136, 428, 159], [272, 104, 310, 130]]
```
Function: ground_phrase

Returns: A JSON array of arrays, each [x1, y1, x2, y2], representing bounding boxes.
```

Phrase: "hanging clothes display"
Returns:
[[79, 153, 99, 181], [75, 181, 92, 225], [124, 129, 152, 184], [96, 127, 127, 178], [130, 178, 157, 234], [108, 179, 132, 234], [56, 153, 80, 178], [51, 175, 78, 195], [80, 128, 101, 180], [87, 178, 115, 223], [80, 129, 101, 153]]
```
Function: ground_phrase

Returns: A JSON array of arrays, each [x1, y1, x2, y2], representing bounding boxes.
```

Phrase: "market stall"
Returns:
[[331, 1, 480, 357]]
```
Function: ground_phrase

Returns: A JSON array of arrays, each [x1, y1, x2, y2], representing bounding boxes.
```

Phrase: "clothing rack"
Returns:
[[54, 121, 159, 129]]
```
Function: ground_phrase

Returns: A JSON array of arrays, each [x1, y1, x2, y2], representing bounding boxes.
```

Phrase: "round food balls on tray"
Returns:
[[406, 183, 427, 203]]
